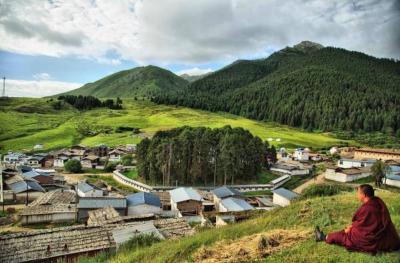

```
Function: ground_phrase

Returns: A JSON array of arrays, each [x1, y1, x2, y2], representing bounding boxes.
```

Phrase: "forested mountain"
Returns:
[[137, 126, 276, 186], [153, 41, 400, 134], [60, 65, 188, 98], [180, 73, 211, 82]]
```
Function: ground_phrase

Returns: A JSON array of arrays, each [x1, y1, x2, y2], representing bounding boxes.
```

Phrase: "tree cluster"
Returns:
[[136, 126, 276, 186], [58, 95, 122, 110]]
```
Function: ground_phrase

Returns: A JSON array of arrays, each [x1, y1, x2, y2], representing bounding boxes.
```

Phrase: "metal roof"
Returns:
[[22, 170, 41, 178], [78, 197, 127, 209], [220, 197, 253, 212], [273, 188, 299, 200], [211, 186, 242, 198], [386, 174, 400, 181], [8, 180, 45, 193], [169, 187, 202, 203], [77, 182, 95, 193], [127, 192, 161, 207]]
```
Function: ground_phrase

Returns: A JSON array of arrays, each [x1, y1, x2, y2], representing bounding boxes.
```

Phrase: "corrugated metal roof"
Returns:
[[22, 170, 41, 178], [127, 192, 161, 207], [78, 197, 127, 209], [386, 174, 400, 181], [273, 188, 298, 200], [77, 182, 94, 193], [8, 180, 45, 193], [220, 197, 253, 212], [211, 186, 242, 198], [169, 187, 202, 203]]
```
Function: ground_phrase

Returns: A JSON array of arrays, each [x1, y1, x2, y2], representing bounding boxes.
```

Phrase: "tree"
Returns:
[[371, 160, 390, 187], [64, 159, 82, 173], [104, 161, 119, 172], [121, 155, 133, 166]]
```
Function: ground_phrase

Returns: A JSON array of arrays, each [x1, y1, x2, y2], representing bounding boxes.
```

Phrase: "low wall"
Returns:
[[112, 170, 153, 192]]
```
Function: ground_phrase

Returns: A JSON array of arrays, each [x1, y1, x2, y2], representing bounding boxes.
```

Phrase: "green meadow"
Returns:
[[0, 97, 350, 153]]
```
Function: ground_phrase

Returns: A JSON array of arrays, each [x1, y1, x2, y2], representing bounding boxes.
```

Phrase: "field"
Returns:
[[81, 189, 400, 263], [0, 97, 351, 154]]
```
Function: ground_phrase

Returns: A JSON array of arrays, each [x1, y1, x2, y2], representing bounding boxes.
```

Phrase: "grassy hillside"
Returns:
[[59, 65, 188, 98], [154, 41, 400, 137], [100, 190, 400, 263], [0, 97, 348, 153]]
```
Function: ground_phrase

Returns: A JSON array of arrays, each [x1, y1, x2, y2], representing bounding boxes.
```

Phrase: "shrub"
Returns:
[[64, 159, 82, 173], [121, 155, 133, 166], [118, 233, 161, 253], [301, 184, 354, 199], [104, 161, 119, 172]]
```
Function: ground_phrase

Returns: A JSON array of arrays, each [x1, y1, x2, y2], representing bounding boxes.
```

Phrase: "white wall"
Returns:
[[325, 170, 371, 183], [77, 189, 103, 197], [385, 178, 400, 188], [272, 193, 291, 207], [127, 204, 162, 216], [53, 159, 65, 167]]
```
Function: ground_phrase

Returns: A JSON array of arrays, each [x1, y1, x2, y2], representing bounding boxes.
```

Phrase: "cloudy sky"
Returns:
[[0, 0, 399, 97]]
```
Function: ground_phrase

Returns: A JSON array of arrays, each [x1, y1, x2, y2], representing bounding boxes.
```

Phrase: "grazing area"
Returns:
[[0, 97, 347, 154], [90, 190, 400, 263]]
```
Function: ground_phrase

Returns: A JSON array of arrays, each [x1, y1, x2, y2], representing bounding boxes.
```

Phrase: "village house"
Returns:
[[293, 148, 310, 161], [0, 218, 193, 263], [126, 192, 162, 216], [354, 148, 400, 161], [19, 190, 77, 225], [272, 188, 299, 207], [170, 187, 203, 216], [337, 158, 375, 169], [4, 175, 45, 202], [270, 163, 309, 176], [211, 186, 244, 211], [77, 196, 127, 221], [3, 151, 26, 165], [77, 182, 103, 197], [325, 167, 371, 183], [81, 155, 100, 169], [384, 163, 400, 188], [108, 148, 127, 162]]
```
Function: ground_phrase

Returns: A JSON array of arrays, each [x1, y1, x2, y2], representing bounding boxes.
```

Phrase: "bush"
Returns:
[[301, 184, 354, 199], [121, 155, 133, 166], [64, 159, 82, 173], [118, 233, 161, 253], [104, 161, 119, 172]]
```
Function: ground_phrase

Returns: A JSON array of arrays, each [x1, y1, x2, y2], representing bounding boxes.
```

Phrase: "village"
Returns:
[[1, 144, 400, 262]]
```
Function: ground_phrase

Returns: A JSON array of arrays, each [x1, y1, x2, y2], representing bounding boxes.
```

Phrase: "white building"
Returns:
[[337, 159, 375, 169], [325, 167, 371, 183], [126, 192, 162, 216], [272, 188, 298, 207], [77, 182, 103, 197], [293, 148, 309, 161]]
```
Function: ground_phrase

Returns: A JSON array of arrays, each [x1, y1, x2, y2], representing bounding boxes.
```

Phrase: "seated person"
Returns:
[[315, 184, 400, 254]]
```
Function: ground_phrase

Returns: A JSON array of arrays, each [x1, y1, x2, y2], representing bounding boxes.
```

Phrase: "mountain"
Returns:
[[153, 41, 400, 133], [60, 65, 188, 98], [180, 73, 211, 82]]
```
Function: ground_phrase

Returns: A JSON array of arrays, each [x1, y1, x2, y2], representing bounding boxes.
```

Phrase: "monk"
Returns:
[[315, 184, 400, 254]]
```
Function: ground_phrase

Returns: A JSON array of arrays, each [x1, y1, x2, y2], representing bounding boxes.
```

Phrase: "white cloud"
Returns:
[[0, 0, 398, 65], [33, 72, 52, 81], [4, 79, 82, 98], [175, 67, 213, 76]]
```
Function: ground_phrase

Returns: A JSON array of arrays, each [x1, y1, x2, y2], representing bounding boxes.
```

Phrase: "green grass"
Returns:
[[0, 97, 351, 154], [102, 190, 400, 262], [256, 170, 280, 184], [122, 169, 139, 180]]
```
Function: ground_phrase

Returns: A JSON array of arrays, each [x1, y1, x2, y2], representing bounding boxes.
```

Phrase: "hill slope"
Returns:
[[60, 65, 188, 98], [93, 190, 400, 262], [0, 97, 347, 154], [154, 41, 400, 134]]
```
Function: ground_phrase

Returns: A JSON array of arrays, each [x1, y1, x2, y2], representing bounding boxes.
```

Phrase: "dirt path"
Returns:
[[293, 173, 326, 194], [61, 172, 113, 184]]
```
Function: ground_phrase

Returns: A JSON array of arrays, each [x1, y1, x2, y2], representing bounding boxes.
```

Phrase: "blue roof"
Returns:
[[273, 188, 298, 200], [77, 182, 95, 193], [220, 197, 253, 212], [212, 186, 242, 198], [170, 187, 202, 203], [8, 180, 45, 193], [22, 170, 41, 178], [77, 197, 127, 208], [127, 192, 161, 207]]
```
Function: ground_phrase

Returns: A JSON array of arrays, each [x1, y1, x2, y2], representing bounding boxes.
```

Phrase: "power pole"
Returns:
[[2, 77, 5, 97]]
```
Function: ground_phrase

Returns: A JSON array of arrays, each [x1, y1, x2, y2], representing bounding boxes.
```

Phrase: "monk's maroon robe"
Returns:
[[326, 197, 400, 254]]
